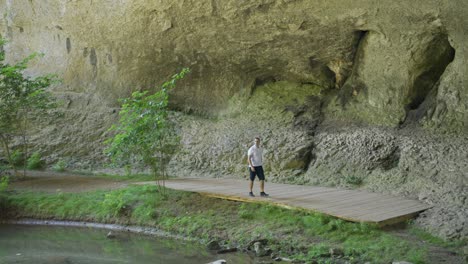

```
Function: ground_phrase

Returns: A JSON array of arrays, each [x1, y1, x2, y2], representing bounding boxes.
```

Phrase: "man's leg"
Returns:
[[249, 168, 256, 197], [257, 166, 269, 196]]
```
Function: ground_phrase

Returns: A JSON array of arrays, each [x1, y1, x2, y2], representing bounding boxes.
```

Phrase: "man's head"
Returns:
[[254, 137, 261, 147]]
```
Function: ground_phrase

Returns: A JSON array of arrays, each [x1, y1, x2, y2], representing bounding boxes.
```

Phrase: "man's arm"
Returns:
[[248, 154, 255, 171]]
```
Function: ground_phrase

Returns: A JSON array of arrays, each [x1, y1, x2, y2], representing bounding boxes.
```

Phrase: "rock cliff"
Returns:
[[0, 0, 467, 240]]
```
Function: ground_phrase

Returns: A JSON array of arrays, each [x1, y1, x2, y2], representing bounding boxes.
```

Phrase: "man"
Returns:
[[247, 137, 269, 197]]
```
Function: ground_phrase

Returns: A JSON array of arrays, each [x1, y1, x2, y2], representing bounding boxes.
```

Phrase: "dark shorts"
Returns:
[[249, 166, 265, 181]]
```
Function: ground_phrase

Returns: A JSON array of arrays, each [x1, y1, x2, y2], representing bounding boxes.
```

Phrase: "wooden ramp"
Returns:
[[158, 178, 431, 226]]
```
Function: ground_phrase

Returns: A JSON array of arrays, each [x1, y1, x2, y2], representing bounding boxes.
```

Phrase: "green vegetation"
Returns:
[[344, 175, 363, 186], [10, 150, 25, 167], [0, 176, 8, 192], [26, 152, 43, 170], [105, 68, 189, 194], [0, 175, 8, 215], [0, 37, 58, 176], [52, 159, 67, 172], [409, 225, 467, 249], [3, 184, 444, 263]]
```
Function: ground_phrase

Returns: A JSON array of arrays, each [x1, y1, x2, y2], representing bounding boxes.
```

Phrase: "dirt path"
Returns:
[[7, 170, 129, 193]]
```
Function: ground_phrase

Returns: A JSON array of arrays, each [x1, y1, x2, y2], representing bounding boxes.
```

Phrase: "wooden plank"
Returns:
[[320, 196, 407, 212], [156, 178, 431, 225], [354, 204, 431, 221], [289, 192, 382, 207], [324, 201, 427, 219], [376, 212, 421, 227], [345, 199, 428, 215]]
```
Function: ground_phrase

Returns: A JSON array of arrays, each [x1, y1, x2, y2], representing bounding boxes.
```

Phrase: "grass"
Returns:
[[1, 185, 449, 263], [409, 225, 467, 249]]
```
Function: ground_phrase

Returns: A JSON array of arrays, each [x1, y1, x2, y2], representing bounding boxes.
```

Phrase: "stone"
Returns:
[[248, 238, 269, 248], [206, 240, 221, 251], [2, 1, 467, 124], [206, 260, 226, 264], [253, 242, 271, 257], [462, 246, 468, 262], [106, 231, 116, 239], [329, 247, 345, 257]]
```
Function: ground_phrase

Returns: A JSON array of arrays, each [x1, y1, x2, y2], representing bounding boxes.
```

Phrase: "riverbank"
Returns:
[[0, 175, 466, 264]]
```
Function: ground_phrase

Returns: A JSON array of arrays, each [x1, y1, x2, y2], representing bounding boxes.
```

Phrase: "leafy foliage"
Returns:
[[105, 68, 190, 193], [26, 151, 43, 170], [52, 159, 67, 172], [10, 150, 24, 166], [0, 175, 8, 215], [344, 175, 363, 186], [0, 176, 8, 192], [0, 38, 59, 175]]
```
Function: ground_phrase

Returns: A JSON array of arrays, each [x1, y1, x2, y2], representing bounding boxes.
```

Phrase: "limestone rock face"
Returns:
[[1, 0, 467, 127], [1, 0, 467, 240]]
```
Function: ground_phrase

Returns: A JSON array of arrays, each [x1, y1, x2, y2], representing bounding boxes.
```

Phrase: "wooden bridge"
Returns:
[[160, 178, 431, 226]]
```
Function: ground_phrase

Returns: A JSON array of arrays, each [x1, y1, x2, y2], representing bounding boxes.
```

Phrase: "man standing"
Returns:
[[247, 137, 269, 197]]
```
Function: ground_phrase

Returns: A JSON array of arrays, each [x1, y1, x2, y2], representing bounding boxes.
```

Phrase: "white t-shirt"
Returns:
[[247, 145, 263, 167]]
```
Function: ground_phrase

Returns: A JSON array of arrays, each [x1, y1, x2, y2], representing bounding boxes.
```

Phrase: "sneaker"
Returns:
[[260, 192, 269, 197], [249, 192, 255, 197]]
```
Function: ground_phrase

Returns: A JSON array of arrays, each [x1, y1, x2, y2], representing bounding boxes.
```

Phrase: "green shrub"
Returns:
[[124, 165, 132, 176], [27, 152, 44, 170], [344, 175, 363, 186], [52, 159, 67, 172], [11, 150, 25, 166], [0, 176, 9, 214], [0, 176, 8, 192]]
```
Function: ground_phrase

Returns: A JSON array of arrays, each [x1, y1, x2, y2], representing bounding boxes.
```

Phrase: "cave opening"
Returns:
[[406, 35, 455, 112]]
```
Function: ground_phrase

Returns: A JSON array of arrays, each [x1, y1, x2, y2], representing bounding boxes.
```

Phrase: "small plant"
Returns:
[[105, 68, 190, 196], [102, 191, 128, 217], [344, 175, 363, 186], [124, 164, 132, 177], [52, 159, 67, 172], [0, 176, 8, 192], [0, 176, 8, 214], [11, 150, 24, 167], [26, 152, 43, 170]]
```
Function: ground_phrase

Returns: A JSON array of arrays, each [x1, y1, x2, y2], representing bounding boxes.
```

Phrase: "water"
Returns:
[[0, 224, 253, 264]]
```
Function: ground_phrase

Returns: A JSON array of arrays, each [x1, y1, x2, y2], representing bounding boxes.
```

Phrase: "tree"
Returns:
[[105, 68, 190, 195], [0, 38, 58, 176]]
